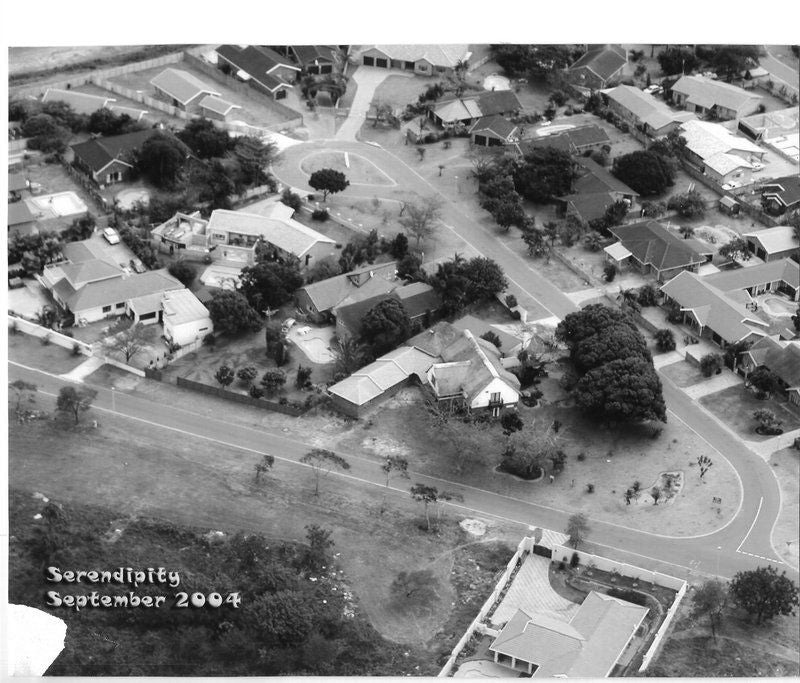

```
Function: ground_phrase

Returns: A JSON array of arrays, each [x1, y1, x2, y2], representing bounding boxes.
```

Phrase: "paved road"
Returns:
[[9, 360, 796, 584], [762, 50, 799, 93], [271, 136, 797, 580]]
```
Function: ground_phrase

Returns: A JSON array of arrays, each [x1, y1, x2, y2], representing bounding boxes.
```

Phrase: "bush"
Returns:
[[505, 294, 518, 309], [312, 208, 329, 221], [280, 188, 303, 212], [603, 263, 617, 282], [654, 328, 676, 352], [700, 353, 724, 378], [248, 385, 264, 399], [570, 552, 580, 569], [586, 483, 595, 493], [41, 333, 51, 346], [607, 587, 649, 607], [203, 333, 216, 347], [72, 342, 82, 357]]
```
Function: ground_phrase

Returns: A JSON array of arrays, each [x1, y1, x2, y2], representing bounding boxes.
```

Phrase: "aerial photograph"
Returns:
[[4, 7, 800, 678]]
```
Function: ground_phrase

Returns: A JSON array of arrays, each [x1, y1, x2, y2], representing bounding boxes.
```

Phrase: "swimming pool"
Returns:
[[761, 296, 796, 318], [27, 191, 88, 218]]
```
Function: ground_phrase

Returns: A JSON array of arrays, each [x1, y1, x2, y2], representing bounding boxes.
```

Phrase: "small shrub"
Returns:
[[586, 483, 595, 493], [576, 452, 586, 462], [249, 385, 264, 399], [570, 552, 579, 569], [312, 208, 329, 221], [41, 333, 51, 346], [72, 342, 82, 356], [603, 263, 617, 282], [10, 320, 18, 335], [203, 333, 216, 347], [505, 294, 518, 309]]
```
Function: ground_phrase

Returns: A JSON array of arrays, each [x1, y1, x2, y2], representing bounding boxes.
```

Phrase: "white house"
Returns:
[[161, 289, 213, 347]]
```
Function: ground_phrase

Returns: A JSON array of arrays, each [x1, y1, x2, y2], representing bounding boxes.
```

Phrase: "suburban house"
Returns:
[[281, 45, 340, 74], [669, 75, 763, 120], [744, 225, 800, 262], [425, 328, 521, 416], [759, 175, 800, 216], [660, 270, 770, 347], [198, 95, 241, 122], [355, 44, 470, 76], [205, 207, 337, 268], [739, 337, 800, 405], [151, 211, 211, 257], [702, 258, 799, 302], [333, 282, 442, 340], [557, 156, 639, 224], [8, 201, 38, 235], [161, 288, 213, 347], [328, 345, 436, 418], [296, 261, 399, 322], [469, 115, 520, 147], [430, 90, 522, 129], [565, 45, 627, 91], [8, 172, 28, 202], [70, 128, 162, 187], [604, 85, 696, 138], [489, 592, 648, 677], [150, 68, 221, 110], [216, 44, 298, 99], [607, 220, 708, 283], [511, 125, 611, 157], [678, 120, 765, 189], [451, 314, 528, 358]]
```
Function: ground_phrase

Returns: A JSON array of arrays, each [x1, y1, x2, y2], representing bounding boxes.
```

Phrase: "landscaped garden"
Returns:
[[700, 384, 800, 440]]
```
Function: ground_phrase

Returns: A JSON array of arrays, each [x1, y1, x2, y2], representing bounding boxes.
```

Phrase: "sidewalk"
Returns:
[[682, 370, 743, 399], [744, 428, 800, 459], [58, 355, 103, 382]]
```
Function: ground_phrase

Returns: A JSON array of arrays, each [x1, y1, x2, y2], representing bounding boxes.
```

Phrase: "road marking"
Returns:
[[736, 550, 784, 564], [737, 496, 763, 552]]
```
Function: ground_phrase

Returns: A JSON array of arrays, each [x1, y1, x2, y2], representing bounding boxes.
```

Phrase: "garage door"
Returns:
[[363, 56, 374, 66], [376, 58, 388, 68]]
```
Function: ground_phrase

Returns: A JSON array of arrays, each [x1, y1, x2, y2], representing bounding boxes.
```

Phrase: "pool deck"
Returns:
[[25, 191, 88, 219]]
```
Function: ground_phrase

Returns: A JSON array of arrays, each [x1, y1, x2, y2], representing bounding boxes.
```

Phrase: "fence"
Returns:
[[92, 78, 188, 119], [102, 356, 145, 377], [176, 376, 308, 416], [10, 52, 184, 99], [60, 159, 110, 212], [9, 314, 93, 355], [438, 538, 528, 677], [638, 581, 688, 672]]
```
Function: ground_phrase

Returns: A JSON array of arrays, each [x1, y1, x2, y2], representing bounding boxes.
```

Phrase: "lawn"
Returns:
[[19, 157, 101, 218], [659, 359, 709, 388], [8, 331, 87, 375], [7, 402, 524, 654], [334, 381, 743, 537], [769, 446, 799, 569], [300, 150, 394, 186], [369, 74, 429, 111], [699, 384, 800, 440]]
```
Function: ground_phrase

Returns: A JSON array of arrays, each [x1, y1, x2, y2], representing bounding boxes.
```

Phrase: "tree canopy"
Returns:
[[177, 118, 235, 159], [513, 147, 575, 203], [657, 47, 699, 76], [359, 298, 412, 356], [238, 258, 304, 311], [429, 254, 507, 315], [730, 565, 798, 625], [135, 133, 188, 189], [399, 197, 441, 248], [309, 168, 349, 201], [207, 291, 263, 336], [611, 150, 675, 196], [56, 386, 98, 425]]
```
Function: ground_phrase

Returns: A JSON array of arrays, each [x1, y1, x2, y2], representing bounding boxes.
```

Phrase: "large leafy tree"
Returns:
[[88, 108, 142, 136], [611, 150, 675, 196], [576, 356, 667, 423], [566, 513, 590, 549], [555, 304, 638, 348], [461, 257, 508, 302], [657, 46, 699, 75], [177, 118, 234, 159], [238, 258, 304, 311], [360, 298, 412, 356], [729, 566, 799, 625], [207, 290, 263, 336], [513, 147, 575, 203], [429, 254, 507, 315], [572, 325, 652, 373], [135, 133, 188, 190], [56, 386, 98, 425], [710, 45, 760, 81], [234, 136, 278, 189], [309, 168, 349, 201], [692, 579, 728, 641]]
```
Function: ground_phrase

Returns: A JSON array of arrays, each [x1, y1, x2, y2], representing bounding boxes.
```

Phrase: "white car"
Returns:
[[103, 227, 121, 245], [644, 85, 663, 95]]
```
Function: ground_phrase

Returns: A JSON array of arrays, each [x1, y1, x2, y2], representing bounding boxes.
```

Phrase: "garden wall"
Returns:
[[102, 356, 145, 377], [176, 376, 307, 416], [9, 315, 92, 355], [92, 78, 188, 119], [638, 581, 688, 672]]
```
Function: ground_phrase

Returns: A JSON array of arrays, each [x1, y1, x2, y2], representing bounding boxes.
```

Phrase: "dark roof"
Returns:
[[515, 134, 575, 155], [216, 45, 291, 91], [561, 192, 617, 222], [762, 174, 800, 208], [575, 156, 639, 196], [334, 292, 393, 337], [71, 129, 160, 173], [290, 45, 338, 64], [389, 282, 442, 319], [8, 201, 36, 226], [610, 220, 707, 272], [469, 114, 518, 140], [764, 344, 800, 387], [8, 172, 28, 193], [568, 45, 627, 82], [475, 90, 523, 116], [565, 124, 611, 149]]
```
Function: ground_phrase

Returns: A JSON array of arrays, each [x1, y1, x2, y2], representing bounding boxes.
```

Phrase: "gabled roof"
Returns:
[[560, 191, 617, 223], [150, 69, 220, 106], [8, 172, 28, 193], [514, 134, 575, 156], [8, 201, 36, 226], [761, 175, 800, 209], [743, 226, 799, 254], [661, 270, 768, 344], [568, 45, 627, 82], [490, 592, 649, 678], [57, 269, 183, 313], [610, 220, 706, 272], [469, 114, 518, 141], [363, 44, 469, 68], [389, 282, 442, 319], [451, 314, 520, 353], [408, 320, 463, 356], [704, 151, 753, 175], [334, 292, 393, 338], [680, 119, 763, 160], [42, 88, 115, 115], [672, 75, 762, 113], [606, 84, 696, 131], [59, 259, 123, 288], [199, 95, 241, 116], [70, 129, 160, 173], [290, 45, 339, 64], [206, 209, 335, 258], [745, 335, 784, 366], [764, 343, 800, 387], [475, 90, 523, 116], [216, 45, 294, 92], [705, 259, 800, 291], [298, 261, 398, 313], [574, 156, 639, 196], [564, 124, 611, 148], [434, 90, 522, 124], [434, 98, 484, 124]]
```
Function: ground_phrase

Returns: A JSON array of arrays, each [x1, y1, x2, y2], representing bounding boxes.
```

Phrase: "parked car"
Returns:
[[103, 227, 121, 244], [130, 258, 146, 273], [644, 85, 663, 95]]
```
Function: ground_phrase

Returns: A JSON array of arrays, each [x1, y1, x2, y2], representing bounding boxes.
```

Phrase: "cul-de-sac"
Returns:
[[6, 41, 800, 677]]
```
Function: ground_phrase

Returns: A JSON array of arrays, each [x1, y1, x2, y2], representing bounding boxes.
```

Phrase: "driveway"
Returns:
[[335, 67, 411, 141]]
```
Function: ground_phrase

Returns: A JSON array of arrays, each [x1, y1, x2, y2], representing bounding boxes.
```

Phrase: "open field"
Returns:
[[334, 384, 742, 537], [8, 331, 86, 376], [700, 384, 800, 440]]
